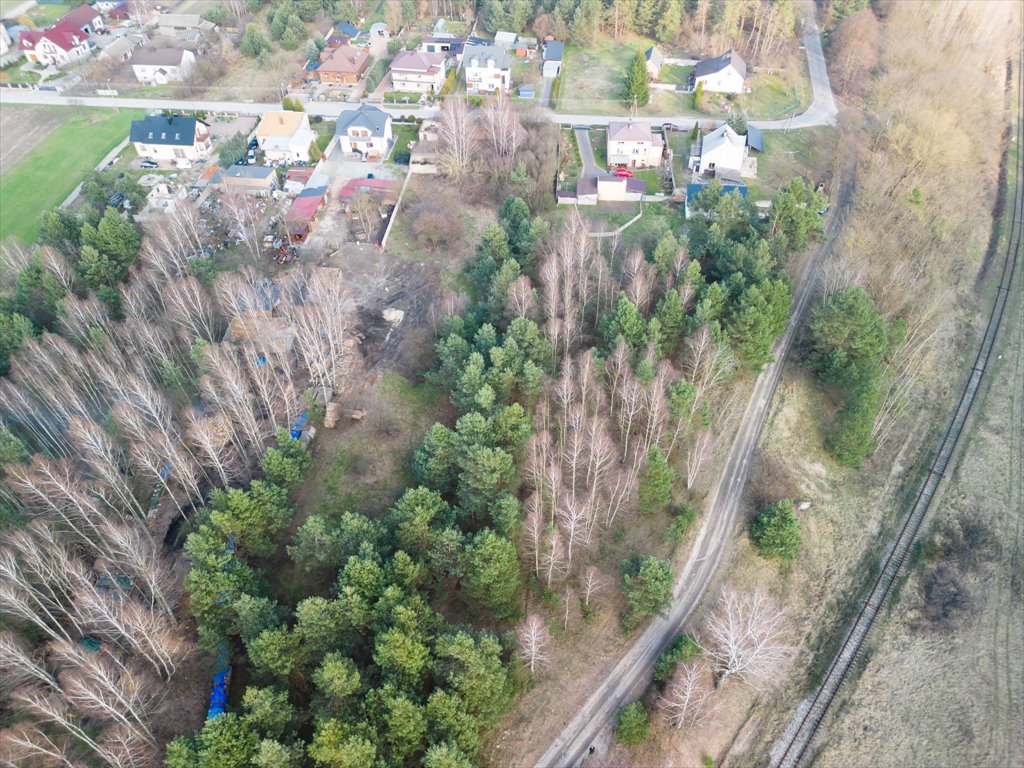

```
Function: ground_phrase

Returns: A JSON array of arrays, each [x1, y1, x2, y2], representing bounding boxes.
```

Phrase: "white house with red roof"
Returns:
[[606, 120, 664, 169], [19, 20, 91, 66]]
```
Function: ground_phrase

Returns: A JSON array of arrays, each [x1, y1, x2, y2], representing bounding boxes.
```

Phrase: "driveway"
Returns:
[[540, 76, 555, 108], [575, 127, 602, 177]]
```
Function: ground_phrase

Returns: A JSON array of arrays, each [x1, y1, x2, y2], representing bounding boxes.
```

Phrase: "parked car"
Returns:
[[248, 138, 259, 149], [247, 150, 257, 165], [614, 168, 634, 178], [140, 159, 159, 169]]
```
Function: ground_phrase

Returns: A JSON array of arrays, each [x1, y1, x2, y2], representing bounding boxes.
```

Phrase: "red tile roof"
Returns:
[[338, 177, 398, 199], [61, 3, 101, 28], [285, 192, 326, 222], [19, 20, 87, 52]]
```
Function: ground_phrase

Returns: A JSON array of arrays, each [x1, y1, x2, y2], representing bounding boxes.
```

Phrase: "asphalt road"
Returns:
[[0, 5, 836, 132], [534, 171, 854, 768], [575, 127, 602, 177]]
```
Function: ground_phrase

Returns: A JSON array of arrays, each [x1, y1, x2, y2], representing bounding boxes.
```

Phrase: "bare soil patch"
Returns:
[[0, 105, 65, 175]]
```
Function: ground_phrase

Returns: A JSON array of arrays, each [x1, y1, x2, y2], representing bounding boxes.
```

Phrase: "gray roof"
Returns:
[[694, 49, 746, 79], [746, 124, 765, 152], [131, 47, 189, 66], [334, 104, 390, 138], [464, 43, 512, 70], [544, 40, 564, 61], [494, 31, 517, 47], [645, 46, 663, 68], [608, 119, 653, 143], [130, 115, 204, 146], [221, 165, 276, 180]]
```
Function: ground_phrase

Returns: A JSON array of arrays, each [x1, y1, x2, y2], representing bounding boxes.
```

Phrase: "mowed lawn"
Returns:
[[0, 107, 144, 244]]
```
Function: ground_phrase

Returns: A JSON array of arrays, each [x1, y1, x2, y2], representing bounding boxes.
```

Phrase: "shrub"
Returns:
[[653, 633, 701, 684], [615, 701, 650, 745], [663, 504, 697, 544], [750, 500, 802, 561]]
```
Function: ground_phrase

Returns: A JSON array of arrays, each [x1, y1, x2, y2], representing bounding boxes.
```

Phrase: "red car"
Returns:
[[614, 167, 634, 177]]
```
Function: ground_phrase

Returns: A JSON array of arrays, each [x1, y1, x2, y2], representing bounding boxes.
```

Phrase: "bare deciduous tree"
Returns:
[[438, 96, 476, 180], [221, 191, 264, 262], [685, 428, 715, 491], [659, 661, 718, 730], [516, 613, 553, 675], [480, 94, 523, 171], [701, 589, 792, 690], [580, 565, 608, 608]]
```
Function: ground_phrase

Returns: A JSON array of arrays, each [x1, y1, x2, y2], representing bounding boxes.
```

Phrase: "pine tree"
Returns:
[[623, 50, 651, 107], [638, 445, 674, 515], [750, 500, 802, 561]]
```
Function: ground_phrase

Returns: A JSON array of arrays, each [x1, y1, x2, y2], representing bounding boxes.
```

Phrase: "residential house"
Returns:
[[696, 123, 747, 175], [645, 45, 663, 78], [463, 43, 512, 94], [566, 174, 646, 205], [61, 4, 104, 35], [97, 34, 140, 64], [419, 35, 464, 59], [493, 30, 517, 48], [693, 49, 746, 94], [542, 40, 563, 77], [130, 47, 195, 84], [607, 120, 663, 168], [334, 104, 392, 160], [19, 21, 91, 66], [215, 165, 279, 197], [390, 50, 446, 94], [317, 44, 369, 85], [107, 2, 132, 21], [154, 14, 217, 43], [254, 111, 316, 164], [130, 115, 211, 163]]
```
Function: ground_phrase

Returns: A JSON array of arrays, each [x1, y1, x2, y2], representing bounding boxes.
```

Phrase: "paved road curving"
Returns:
[[534, 169, 854, 768]]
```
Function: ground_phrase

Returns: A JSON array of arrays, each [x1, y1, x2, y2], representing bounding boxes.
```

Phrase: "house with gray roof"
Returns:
[[463, 43, 512, 94], [693, 49, 747, 93], [130, 115, 211, 163], [334, 104, 393, 160], [645, 45, 663, 78], [607, 120, 663, 168], [214, 164, 279, 196]]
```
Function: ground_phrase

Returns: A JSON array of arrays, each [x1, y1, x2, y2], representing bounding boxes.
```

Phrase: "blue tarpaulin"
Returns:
[[290, 411, 309, 439]]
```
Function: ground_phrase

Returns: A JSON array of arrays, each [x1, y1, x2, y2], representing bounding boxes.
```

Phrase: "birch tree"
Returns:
[[701, 589, 792, 690], [659, 662, 718, 730], [438, 96, 476, 180], [516, 614, 552, 675]]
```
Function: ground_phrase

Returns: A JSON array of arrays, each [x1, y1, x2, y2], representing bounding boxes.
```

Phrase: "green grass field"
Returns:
[[0, 107, 145, 244], [388, 124, 418, 162]]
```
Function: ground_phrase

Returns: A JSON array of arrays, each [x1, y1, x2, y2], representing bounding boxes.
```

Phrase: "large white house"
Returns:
[[333, 104, 393, 160], [693, 49, 747, 94], [130, 115, 211, 164], [606, 120, 663, 169], [255, 111, 316, 164], [463, 43, 512, 94], [696, 123, 747, 175], [389, 50, 447, 93], [131, 47, 195, 84], [18, 20, 91, 66]]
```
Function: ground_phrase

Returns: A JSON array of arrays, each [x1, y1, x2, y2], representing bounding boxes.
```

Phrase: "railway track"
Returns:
[[771, 47, 1023, 768]]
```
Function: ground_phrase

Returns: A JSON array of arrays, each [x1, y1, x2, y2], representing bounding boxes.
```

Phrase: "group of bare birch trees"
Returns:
[[509, 209, 734, 595], [0, 205, 357, 766], [439, 95, 524, 181]]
